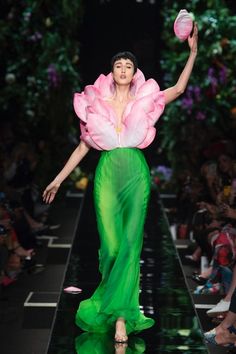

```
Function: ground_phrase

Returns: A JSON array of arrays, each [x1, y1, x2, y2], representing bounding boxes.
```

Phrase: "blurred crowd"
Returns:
[[175, 138, 236, 346], [0, 122, 58, 294]]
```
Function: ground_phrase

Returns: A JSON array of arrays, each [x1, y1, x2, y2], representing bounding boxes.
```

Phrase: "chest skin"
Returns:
[[105, 97, 135, 131]]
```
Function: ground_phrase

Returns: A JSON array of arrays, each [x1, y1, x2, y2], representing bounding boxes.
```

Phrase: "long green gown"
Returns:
[[75, 147, 154, 334]]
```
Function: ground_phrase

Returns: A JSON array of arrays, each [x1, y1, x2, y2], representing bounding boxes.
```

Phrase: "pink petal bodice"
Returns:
[[73, 69, 165, 150]]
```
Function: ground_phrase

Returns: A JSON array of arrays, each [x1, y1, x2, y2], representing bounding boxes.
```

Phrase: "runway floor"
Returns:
[[47, 186, 208, 354]]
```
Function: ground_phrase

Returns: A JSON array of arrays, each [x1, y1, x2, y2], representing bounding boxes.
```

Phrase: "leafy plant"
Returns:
[[0, 0, 84, 139], [160, 0, 236, 174]]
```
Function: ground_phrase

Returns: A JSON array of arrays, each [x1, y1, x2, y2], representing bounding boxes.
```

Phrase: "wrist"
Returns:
[[190, 49, 197, 56], [54, 177, 62, 185]]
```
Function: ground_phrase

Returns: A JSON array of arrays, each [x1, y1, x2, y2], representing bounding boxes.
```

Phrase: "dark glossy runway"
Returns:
[[46, 185, 208, 354]]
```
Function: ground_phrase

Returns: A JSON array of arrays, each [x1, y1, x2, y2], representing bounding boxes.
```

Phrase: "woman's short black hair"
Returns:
[[111, 51, 138, 73]]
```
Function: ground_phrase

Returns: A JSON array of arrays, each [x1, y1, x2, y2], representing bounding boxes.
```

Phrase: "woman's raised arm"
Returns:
[[43, 140, 90, 204], [163, 22, 198, 105]]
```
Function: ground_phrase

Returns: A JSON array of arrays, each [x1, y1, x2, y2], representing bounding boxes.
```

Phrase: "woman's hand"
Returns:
[[222, 204, 236, 220], [42, 180, 61, 204], [188, 22, 198, 54]]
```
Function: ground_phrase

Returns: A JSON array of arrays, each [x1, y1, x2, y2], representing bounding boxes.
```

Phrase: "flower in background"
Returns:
[[207, 67, 218, 95], [181, 85, 202, 114], [151, 165, 173, 189], [45, 17, 53, 27], [47, 64, 61, 88], [231, 107, 236, 119], [23, 11, 31, 22], [72, 54, 79, 64], [69, 167, 90, 191], [181, 96, 193, 114], [186, 85, 194, 98], [193, 86, 201, 102], [28, 31, 42, 42], [27, 76, 36, 85], [26, 109, 35, 117], [220, 37, 230, 48], [195, 111, 206, 121], [219, 65, 227, 84], [5, 73, 16, 84], [7, 9, 15, 20], [75, 177, 88, 190]]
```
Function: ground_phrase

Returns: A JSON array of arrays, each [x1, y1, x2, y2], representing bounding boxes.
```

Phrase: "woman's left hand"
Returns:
[[222, 205, 236, 219], [188, 22, 198, 54]]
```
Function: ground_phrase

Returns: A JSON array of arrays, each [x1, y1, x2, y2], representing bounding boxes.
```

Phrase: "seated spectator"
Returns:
[[206, 205, 236, 316], [183, 150, 236, 296], [0, 201, 34, 284], [0, 224, 9, 286], [205, 288, 236, 348]]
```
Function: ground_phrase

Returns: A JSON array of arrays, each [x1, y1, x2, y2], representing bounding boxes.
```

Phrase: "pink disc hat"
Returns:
[[174, 9, 194, 41]]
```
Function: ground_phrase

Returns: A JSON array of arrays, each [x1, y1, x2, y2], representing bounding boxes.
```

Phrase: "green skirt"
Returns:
[[75, 148, 154, 334]]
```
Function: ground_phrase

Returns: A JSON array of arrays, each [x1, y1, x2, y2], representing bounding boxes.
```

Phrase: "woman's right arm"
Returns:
[[42, 141, 90, 204]]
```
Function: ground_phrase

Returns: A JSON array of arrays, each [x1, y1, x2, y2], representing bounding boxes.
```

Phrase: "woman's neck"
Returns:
[[113, 85, 132, 102]]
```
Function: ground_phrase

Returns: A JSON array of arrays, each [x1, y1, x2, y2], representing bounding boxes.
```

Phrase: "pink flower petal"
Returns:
[[94, 73, 115, 97], [87, 112, 118, 150], [136, 79, 160, 98], [87, 98, 110, 117], [130, 69, 146, 96], [73, 93, 89, 122], [84, 85, 100, 100], [121, 107, 149, 147], [80, 121, 103, 150], [137, 127, 156, 149], [129, 91, 165, 126], [152, 91, 165, 123]]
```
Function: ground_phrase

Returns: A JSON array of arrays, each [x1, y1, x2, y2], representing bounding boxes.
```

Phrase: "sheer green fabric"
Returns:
[[75, 148, 154, 334]]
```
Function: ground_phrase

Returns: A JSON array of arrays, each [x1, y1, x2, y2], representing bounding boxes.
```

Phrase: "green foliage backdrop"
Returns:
[[160, 0, 236, 174], [0, 0, 83, 139]]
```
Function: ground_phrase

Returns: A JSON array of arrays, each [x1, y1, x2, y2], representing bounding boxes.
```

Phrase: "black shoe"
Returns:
[[191, 274, 208, 285], [28, 264, 45, 274]]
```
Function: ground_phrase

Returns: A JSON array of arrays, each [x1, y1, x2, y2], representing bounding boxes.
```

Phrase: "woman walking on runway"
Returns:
[[43, 23, 198, 343]]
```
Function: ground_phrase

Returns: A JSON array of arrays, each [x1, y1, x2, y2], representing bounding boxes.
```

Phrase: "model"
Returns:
[[43, 23, 198, 343]]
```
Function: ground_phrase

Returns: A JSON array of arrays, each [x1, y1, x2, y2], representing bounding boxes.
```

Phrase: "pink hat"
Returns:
[[174, 9, 194, 41]]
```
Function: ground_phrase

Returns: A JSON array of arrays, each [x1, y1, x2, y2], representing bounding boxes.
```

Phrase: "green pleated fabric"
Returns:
[[75, 148, 154, 334]]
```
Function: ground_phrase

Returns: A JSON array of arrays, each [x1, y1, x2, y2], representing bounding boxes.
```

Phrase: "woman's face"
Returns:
[[112, 58, 135, 86], [218, 154, 232, 174]]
